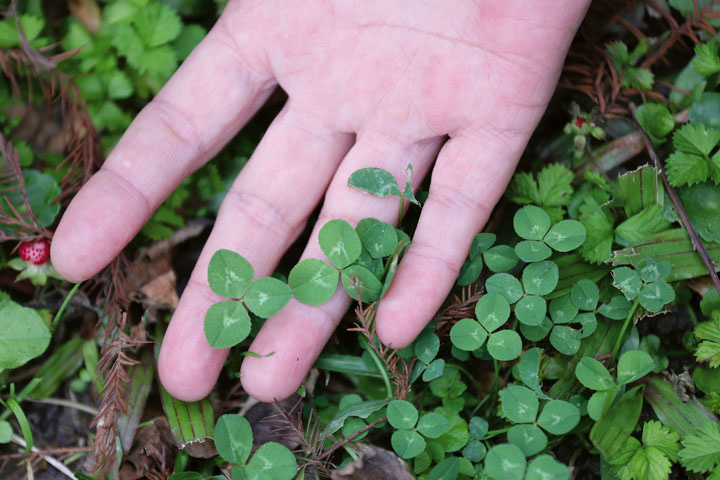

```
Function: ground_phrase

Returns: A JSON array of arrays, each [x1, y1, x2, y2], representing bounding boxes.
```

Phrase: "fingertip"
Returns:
[[50, 234, 89, 284], [157, 336, 228, 402], [375, 298, 417, 349], [240, 355, 301, 403]]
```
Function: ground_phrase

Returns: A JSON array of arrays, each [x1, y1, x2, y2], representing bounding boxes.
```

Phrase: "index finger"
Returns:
[[51, 3, 276, 282]]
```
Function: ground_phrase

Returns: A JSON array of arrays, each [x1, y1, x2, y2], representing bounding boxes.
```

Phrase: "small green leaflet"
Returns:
[[214, 414, 252, 464], [0, 300, 51, 371], [575, 357, 615, 391], [208, 249, 254, 299], [485, 444, 526, 480], [417, 413, 450, 439], [544, 220, 587, 252], [386, 400, 418, 430], [475, 292, 510, 332], [348, 168, 401, 198], [340, 265, 382, 302], [501, 385, 539, 424], [693, 42, 720, 77], [243, 442, 297, 480], [288, 258, 338, 306], [508, 424, 547, 457], [522, 261, 559, 296], [318, 219, 362, 268], [514, 205, 551, 240], [635, 103, 675, 142], [537, 400, 580, 435], [204, 301, 251, 349], [450, 318, 487, 351], [391, 430, 426, 459], [487, 330, 523, 361], [243, 277, 291, 318], [355, 218, 398, 259]]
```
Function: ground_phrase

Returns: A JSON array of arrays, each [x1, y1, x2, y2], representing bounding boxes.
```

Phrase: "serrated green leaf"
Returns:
[[579, 196, 614, 264], [642, 420, 681, 462], [679, 422, 720, 473], [667, 152, 709, 187], [695, 315, 720, 367], [693, 42, 720, 76], [134, 3, 182, 47], [674, 122, 720, 157], [537, 164, 574, 207], [616, 205, 671, 246]]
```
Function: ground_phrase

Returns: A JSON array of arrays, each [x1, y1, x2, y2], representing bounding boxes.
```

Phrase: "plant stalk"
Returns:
[[612, 297, 640, 364]]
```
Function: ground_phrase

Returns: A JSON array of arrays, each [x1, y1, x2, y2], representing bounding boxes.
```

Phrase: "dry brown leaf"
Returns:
[[68, 0, 102, 33], [140, 270, 179, 309], [331, 445, 413, 480]]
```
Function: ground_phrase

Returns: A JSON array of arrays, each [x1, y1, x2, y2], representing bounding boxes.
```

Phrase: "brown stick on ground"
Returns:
[[629, 103, 720, 296]]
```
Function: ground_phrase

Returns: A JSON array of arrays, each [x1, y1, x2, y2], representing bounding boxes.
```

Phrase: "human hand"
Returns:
[[51, 0, 590, 402]]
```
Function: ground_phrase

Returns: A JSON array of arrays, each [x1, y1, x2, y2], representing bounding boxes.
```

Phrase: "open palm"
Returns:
[[51, 0, 590, 401]]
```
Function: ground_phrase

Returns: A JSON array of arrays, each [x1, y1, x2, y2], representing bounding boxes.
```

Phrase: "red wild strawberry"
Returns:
[[575, 116, 587, 129], [18, 239, 51, 265]]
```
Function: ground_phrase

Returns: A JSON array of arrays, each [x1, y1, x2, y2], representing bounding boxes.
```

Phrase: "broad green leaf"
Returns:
[[0, 420, 11, 443], [515, 240, 552, 262], [450, 318, 487, 351], [550, 325, 581, 356], [427, 457, 460, 480], [508, 424, 547, 457], [526, 455, 570, 480], [348, 168, 401, 197], [485, 444, 526, 480], [501, 385, 539, 424], [590, 386, 644, 460], [579, 195, 614, 264], [341, 265, 382, 302], [515, 295, 546, 326], [244, 277, 291, 318], [571, 279, 600, 311], [204, 301, 251, 348], [514, 205, 551, 240], [523, 261, 559, 296], [391, 430, 426, 459], [537, 400, 580, 435], [487, 330, 523, 361], [417, 413, 450, 439], [486, 273, 524, 304], [27, 336, 84, 401], [690, 92, 720, 129], [612, 267, 642, 300], [475, 292, 511, 332], [355, 218, 398, 259], [638, 282, 675, 313], [678, 182, 720, 243], [319, 219, 362, 268], [635, 103, 675, 140], [288, 259, 338, 305], [207, 249, 253, 298], [575, 357, 614, 391], [587, 388, 618, 421], [549, 295, 579, 324], [616, 205, 671, 246], [544, 220, 587, 252], [484, 245, 519, 273], [0, 300, 51, 371], [387, 400, 418, 430], [617, 350, 655, 385], [214, 414, 252, 464], [617, 166, 664, 217], [645, 377, 715, 437], [23, 170, 61, 228], [245, 442, 297, 480], [325, 399, 387, 435], [160, 386, 214, 448]]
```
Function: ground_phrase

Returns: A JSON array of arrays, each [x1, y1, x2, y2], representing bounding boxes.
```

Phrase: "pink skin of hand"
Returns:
[[51, 0, 591, 402]]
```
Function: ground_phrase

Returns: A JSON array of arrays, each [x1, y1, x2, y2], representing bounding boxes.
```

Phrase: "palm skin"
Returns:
[[51, 0, 591, 401]]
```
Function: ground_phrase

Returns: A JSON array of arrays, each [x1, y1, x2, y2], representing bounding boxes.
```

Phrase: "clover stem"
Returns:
[[611, 297, 640, 364], [485, 426, 511, 439], [397, 195, 404, 227], [360, 336, 393, 398], [52, 282, 82, 330]]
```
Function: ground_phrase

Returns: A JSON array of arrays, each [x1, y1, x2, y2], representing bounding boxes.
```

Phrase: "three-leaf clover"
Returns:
[[513, 205, 587, 262], [215, 414, 297, 480], [500, 385, 580, 456], [205, 249, 291, 349], [611, 259, 675, 314], [450, 291, 523, 361], [387, 400, 450, 459], [574, 350, 655, 421], [457, 233, 497, 286], [484, 443, 570, 480]]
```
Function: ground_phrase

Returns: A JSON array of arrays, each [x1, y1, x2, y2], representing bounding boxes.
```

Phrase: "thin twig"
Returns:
[[9, 434, 80, 480], [630, 103, 720, 296]]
